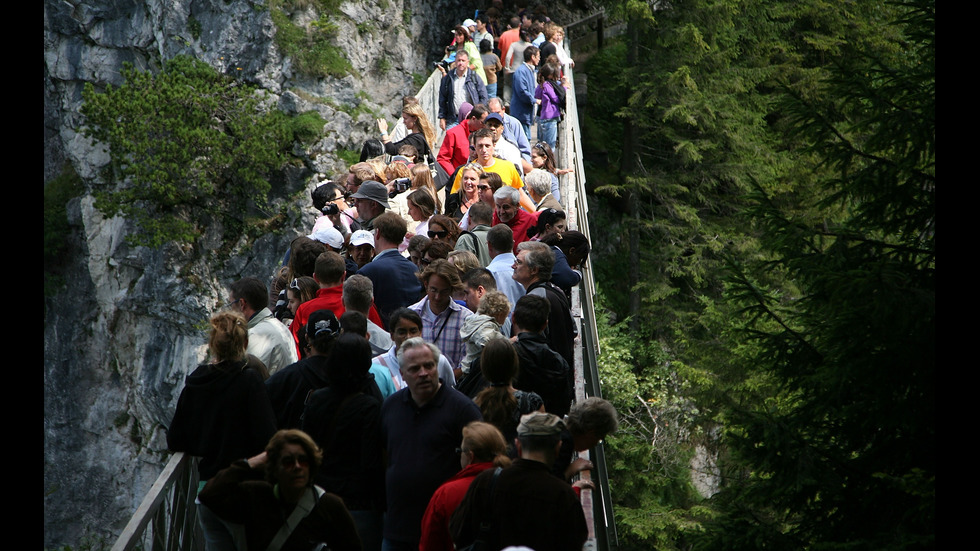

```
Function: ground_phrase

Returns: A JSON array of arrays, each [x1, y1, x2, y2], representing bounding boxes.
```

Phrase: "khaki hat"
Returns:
[[517, 412, 565, 436], [350, 180, 390, 209]]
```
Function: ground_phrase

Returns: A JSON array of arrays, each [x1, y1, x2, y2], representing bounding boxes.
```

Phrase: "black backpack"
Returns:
[[548, 80, 567, 121]]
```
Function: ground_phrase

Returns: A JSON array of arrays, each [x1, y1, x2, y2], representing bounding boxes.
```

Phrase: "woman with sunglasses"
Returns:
[[445, 163, 484, 221], [199, 429, 362, 551], [427, 214, 463, 250]]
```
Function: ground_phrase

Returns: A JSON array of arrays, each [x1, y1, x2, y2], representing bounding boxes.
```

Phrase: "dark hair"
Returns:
[[469, 103, 488, 120], [389, 307, 423, 331], [468, 201, 493, 225], [480, 38, 492, 54], [523, 45, 539, 62], [339, 310, 368, 337], [374, 211, 409, 244], [422, 240, 453, 262], [486, 223, 514, 254], [407, 188, 436, 219], [463, 267, 496, 292], [311, 181, 343, 211], [531, 141, 558, 174], [471, 127, 495, 143], [428, 214, 462, 244], [528, 208, 565, 239], [360, 138, 385, 162], [541, 230, 591, 266], [229, 277, 269, 311], [326, 332, 374, 392], [289, 237, 327, 279], [513, 294, 550, 334], [538, 62, 559, 84]]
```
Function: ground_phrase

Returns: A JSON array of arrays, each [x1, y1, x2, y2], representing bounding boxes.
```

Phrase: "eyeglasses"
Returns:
[[279, 454, 310, 468], [420, 257, 433, 265], [428, 230, 449, 239], [477, 185, 491, 191]]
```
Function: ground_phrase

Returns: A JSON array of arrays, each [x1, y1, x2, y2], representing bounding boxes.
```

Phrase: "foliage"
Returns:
[[80, 55, 292, 248], [595, 306, 707, 549], [694, 1, 935, 548], [268, 0, 351, 77], [288, 110, 327, 143], [44, 163, 84, 297], [583, 0, 933, 548]]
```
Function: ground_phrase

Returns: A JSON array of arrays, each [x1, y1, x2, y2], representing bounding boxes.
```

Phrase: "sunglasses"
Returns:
[[279, 454, 310, 468], [289, 278, 301, 291], [477, 185, 491, 191], [428, 230, 449, 239]]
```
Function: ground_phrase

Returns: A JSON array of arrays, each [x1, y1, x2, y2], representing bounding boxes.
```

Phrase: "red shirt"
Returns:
[[291, 285, 383, 356], [437, 121, 472, 176], [419, 462, 497, 551], [493, 207, 539, 254]]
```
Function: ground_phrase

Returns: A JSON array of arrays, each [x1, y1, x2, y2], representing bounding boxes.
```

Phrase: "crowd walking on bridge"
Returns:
[[167, 4, 618, 551]]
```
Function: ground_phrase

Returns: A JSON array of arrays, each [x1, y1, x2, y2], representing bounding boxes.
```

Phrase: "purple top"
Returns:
[[535, 81, 563, 121]]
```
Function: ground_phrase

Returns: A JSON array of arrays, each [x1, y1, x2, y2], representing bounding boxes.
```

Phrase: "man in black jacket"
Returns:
[[512, 241, 577, 368], [511, 294, 573, 418]]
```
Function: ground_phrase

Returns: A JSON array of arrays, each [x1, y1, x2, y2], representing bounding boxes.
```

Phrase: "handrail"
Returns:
[[111, 453, 201, 551], [557, 53, 618, 551]]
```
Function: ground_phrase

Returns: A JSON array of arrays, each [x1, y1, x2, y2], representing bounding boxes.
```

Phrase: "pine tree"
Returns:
[[696, 1, 934, 548]]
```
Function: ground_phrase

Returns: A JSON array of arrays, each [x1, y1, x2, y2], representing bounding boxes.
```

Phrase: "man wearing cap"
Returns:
[[266, 308, 341, 430], [484, 112, 530, 175], [488, 97, 532, 162], [381, 337, 482, 550], [351, 180, 389, 232], [309, 225, 358, 279], [348, 229, 376, 269], [437, 102, 488, 177], [290, 251, 384, 357], [449, 412, 588, 551], [228, 277, 298, 376], [357, 212, 425, 329], [438, 49, 488, 132]]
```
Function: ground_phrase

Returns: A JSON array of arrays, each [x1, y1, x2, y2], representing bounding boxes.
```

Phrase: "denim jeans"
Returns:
[[486, 82, 498, 99], [538, 117, 559, 149], [196, 497, 246, 551]]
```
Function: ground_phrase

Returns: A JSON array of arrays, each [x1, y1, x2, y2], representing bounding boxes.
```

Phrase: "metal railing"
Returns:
[[112, 28, 614, 551]]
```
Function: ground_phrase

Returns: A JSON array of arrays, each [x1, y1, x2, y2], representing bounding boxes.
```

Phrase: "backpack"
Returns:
[[548, 80, 567, 121]]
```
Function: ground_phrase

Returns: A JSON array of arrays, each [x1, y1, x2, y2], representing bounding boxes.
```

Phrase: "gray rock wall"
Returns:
[[43, 0, 484, 546]]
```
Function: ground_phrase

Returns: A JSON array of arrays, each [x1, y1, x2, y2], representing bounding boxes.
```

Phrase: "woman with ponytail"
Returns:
[[419, 421, 512, 551], [473, 338, 545, 456]]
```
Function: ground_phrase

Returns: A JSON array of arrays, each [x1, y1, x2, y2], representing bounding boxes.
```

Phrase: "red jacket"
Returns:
[[437, 121, 472, 176], [419, 462, 497, 551], [291, 286, 383, 356]]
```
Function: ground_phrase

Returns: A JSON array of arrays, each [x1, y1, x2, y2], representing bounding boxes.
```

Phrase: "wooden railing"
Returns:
[[110, 453, 202, 551]]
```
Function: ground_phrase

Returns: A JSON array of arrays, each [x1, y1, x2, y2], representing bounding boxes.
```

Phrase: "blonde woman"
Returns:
[[378, 102, 437, 162]]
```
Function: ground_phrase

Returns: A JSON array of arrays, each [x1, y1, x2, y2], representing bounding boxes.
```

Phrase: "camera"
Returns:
[[388, 177, 411, 198], [321, 203, 340, 216]]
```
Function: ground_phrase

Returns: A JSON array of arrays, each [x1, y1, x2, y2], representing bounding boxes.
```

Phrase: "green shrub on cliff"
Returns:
[[81, 55, 292, 248]]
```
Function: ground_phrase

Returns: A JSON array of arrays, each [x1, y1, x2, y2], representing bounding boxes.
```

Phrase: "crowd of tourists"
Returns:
[[165, 4, 615, 551]]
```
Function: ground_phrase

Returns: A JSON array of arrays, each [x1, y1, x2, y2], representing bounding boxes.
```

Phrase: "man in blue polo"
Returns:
[[380, 338, 482, 551]]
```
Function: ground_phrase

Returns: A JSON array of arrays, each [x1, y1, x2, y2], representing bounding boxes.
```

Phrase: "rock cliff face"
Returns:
[[43, 0, 479, 546]]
